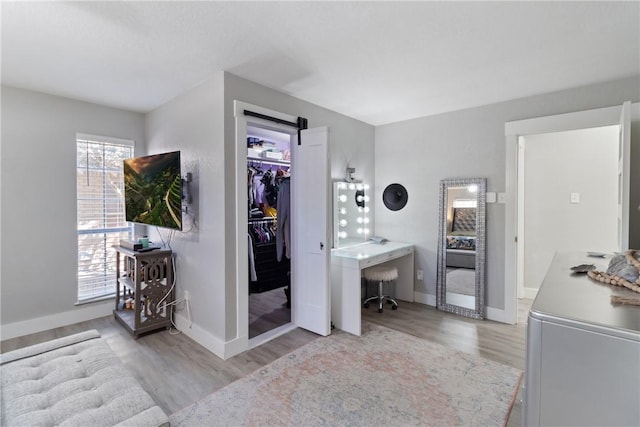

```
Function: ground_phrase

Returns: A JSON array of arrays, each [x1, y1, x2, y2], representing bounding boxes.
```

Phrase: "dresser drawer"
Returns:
[[360, 246, 413, 268]]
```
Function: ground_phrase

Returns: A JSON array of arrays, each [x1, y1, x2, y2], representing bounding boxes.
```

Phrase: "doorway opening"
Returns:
[[517, 126, 620, 300], [246, 125, 293, 340], [234, 101, 331, 354], [504, 102, 631, 325]]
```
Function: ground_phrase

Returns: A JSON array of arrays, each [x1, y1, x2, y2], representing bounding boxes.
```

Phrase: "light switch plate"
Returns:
[[486, 192, 497, 203], [570, 192, 580, 203]]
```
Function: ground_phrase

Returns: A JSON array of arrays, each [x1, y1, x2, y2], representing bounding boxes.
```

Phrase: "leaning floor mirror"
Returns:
[[436, 178, 486, 319]]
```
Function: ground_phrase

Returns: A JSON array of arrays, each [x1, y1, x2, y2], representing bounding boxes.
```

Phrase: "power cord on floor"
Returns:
[[156, 252, 192, 335]]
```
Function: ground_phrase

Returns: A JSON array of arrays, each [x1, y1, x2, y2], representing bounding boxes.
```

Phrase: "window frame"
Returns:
[[76, 133, 134, 303]]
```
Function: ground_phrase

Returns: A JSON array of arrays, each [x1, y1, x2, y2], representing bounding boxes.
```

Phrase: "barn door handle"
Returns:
[[320, 242, 324, 250]]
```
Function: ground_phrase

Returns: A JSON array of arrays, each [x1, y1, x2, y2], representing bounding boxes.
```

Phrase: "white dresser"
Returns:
[[331, 241, 414, 336], [524, 252, 640, 426]]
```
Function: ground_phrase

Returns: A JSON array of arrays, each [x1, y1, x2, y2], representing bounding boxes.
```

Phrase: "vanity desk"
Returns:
[[331, 241, 414, 336]]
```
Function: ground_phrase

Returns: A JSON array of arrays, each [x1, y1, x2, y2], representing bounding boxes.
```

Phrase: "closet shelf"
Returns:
[[249, 216, 277, 222], [247, 155, 290, 167]]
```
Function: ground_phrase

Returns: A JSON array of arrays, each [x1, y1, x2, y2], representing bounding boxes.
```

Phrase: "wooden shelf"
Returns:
[[113, 246, 174, 338]]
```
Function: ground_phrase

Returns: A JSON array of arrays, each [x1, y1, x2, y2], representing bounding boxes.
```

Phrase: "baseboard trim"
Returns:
[[485, 306, 512, 324], [1, 301, 113, 340], [173, 312, 236, 360], [414, 291, 436, 306], [522, 287, 539, 300], [414, 291, 512, 325]]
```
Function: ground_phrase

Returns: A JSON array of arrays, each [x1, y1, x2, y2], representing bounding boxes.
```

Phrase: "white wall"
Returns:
[[523, 126, 619, 291], [374, 76, 640, 313], [145, 73, 228, 354], [144, 72, 374, 356], [1, 86, 145, 339]]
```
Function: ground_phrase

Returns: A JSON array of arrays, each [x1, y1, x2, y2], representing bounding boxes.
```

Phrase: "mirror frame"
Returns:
[[333, 181, 369, 248], [436, 177, 486, 319]]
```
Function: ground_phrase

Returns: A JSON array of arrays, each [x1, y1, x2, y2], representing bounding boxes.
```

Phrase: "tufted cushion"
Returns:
[[363, 266, 398, 282], [1, 330, 169, 427]]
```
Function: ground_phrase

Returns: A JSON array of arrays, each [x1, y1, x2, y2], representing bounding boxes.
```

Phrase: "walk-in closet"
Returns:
[[247, 126, 291, 339]]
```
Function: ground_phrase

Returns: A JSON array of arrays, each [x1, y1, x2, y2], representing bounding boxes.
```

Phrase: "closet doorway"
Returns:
[[234, 101, 331, 352], [246, 126, 292, 339]]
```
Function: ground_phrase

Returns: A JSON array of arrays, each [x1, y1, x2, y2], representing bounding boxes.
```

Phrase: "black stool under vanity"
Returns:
[[363, 265, 399, 313]]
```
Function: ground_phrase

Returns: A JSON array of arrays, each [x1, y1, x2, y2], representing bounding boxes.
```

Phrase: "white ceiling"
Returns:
[[2, 1, 639, 126]]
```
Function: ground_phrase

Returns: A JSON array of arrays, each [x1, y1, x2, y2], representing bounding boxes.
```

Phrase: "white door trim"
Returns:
[[504, 103, 635, 325], [233, 101, 299, 357]]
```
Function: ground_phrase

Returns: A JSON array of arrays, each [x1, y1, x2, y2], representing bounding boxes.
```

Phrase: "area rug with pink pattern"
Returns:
[[170, 322, 522, 426]]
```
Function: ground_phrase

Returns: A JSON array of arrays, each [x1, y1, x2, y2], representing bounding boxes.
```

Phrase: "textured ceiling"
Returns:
[[2, 1, 639, 125]]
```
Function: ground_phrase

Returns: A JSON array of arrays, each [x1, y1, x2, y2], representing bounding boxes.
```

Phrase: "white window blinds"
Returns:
[[76, 134, 133, 302]]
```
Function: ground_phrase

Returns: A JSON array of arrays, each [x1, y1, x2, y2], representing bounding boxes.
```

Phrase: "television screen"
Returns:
[[124, 151, 182, 230]]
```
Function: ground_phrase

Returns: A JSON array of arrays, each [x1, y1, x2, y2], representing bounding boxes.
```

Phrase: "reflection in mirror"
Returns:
[[437, 178, 486, 319], [333, 182, 370, 248]]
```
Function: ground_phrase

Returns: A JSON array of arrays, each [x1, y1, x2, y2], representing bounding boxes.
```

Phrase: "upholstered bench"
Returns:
[[1, 330, 169, 426]]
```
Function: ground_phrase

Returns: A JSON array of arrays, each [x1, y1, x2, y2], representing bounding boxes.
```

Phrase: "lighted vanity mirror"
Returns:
[[333, 181, 370, 248], [436, 178, 486, 319]]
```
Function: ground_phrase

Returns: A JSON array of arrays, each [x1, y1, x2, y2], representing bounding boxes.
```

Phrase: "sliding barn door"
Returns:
[[291, 127, 331, 336]]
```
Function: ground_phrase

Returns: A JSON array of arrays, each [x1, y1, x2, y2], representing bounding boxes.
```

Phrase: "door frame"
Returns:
[[234, 101, 301, 353], [504, 102, 635, 325]]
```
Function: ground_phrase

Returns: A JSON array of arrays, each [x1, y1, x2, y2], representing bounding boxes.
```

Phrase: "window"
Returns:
[[76, 134, 134, 302]]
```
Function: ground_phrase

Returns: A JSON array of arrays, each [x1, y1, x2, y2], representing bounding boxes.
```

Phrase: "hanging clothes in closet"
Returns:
[[276, 173, 291, 262], [247, 160, 291, 295]]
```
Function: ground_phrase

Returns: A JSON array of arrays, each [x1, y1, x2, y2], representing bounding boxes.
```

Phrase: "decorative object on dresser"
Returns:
[[1, 330, 169, 426], [587, 249, 640, 294], [436, 177, 486, 319]]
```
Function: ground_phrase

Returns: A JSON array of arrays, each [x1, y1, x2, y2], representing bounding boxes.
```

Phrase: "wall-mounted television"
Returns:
[[123, 151, 182, 230]]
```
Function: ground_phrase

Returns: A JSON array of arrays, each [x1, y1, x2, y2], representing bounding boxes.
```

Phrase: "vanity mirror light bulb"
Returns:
[[356, 195, 364, 202], [363, 184, 370, 190], [348, 183, 356, 190], [363, 195, 370, 202], [339, 195, 347, 202], [364, 206, 370, 213], [356, 184, 364, 191], [340, 208, 347, 215], [356, 217, 363, 223], [339, 231, 348, 239], [363, 217, 370, 224], [364, 228, 370, 235], [358, 207, 363, 213], [357, 228, 363, 234], [339, 219, 348, 227]]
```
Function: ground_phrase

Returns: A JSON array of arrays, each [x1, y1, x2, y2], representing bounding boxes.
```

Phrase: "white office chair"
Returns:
[[363, 265, 398, 313]]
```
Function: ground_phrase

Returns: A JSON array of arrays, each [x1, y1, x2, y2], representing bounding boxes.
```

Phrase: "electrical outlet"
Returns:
[[417, 269, 424, 281], [184, 290, 190, 301]]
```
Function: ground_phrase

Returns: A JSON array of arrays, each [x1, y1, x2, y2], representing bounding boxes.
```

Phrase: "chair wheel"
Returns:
[[392, 305, 398, 310], [364, 302, 370, 308], [378, 308, 383, 313]]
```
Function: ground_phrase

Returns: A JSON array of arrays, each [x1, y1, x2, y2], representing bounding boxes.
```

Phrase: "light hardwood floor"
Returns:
[[1, 299, 532, 424], [249, 286, 290, 338]]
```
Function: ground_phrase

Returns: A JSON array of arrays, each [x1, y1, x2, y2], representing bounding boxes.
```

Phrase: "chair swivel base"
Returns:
[[363, 295, 398, 313]]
